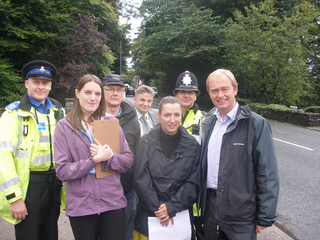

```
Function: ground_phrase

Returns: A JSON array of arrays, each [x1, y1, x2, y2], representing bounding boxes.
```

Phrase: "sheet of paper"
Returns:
[[148, 209, 191, 240]]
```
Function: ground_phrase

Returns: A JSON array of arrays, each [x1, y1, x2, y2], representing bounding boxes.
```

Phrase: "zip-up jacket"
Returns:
[[181, 103, 203, 135], [199, 101, 279, 227], [54, 116, 134, 217], [118, 101, 140, 194], [0, 94, 64, 224], [133, 125, 200, 236]]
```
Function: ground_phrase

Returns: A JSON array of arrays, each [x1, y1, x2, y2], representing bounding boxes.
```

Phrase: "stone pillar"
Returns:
[[65, 98, 75, 114]]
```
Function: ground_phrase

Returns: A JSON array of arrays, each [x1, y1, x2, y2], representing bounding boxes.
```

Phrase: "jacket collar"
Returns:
[[144, 124, 194, 150]]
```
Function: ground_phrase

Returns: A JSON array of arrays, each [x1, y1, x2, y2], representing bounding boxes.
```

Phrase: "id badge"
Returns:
[[89, 167, 96, 174], [37, 122, 46, 130]]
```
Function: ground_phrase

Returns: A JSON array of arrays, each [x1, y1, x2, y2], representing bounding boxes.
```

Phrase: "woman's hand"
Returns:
[[91, 139, 113, 163], [154, 203, 174, 227]]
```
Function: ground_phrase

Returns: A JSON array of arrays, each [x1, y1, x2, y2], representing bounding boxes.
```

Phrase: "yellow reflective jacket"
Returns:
[[181, 103, 203, 135], [0, 94, 64, 224], [181, 103, 203, 217]]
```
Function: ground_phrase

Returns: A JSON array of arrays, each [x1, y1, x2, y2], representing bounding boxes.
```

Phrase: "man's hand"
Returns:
[[256, 225, 267, 233], [10, 198, 28, 221]]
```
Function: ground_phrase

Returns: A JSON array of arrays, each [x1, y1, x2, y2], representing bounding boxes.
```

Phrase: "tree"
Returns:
[[39, 15, 114, 92], [0, 57, 26, 107], [0, 0, 130, 106], [133, 1, 226, 98], [226, 0, 318, 105]]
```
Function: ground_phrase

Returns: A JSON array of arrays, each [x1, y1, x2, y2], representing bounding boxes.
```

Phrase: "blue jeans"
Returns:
[[124, 189, 137, 240]]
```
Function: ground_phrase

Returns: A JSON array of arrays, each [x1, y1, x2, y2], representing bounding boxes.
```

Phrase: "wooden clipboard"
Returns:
[[94, 118, 120, 178]]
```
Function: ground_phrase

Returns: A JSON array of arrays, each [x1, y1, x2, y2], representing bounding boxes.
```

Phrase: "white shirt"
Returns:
[[207, 103, 239, 189], [135, 109, 154, 137]]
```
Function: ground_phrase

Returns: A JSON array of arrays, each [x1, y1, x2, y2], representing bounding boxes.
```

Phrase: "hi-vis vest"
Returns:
[[0, 98, 62, 224], [181, 108, 203, 217], [181, 109, 203, 135]]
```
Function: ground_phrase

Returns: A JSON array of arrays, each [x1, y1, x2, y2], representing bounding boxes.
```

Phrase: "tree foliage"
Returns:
[[0, 58, 26, 107], [0, 0, 130, 106], [133, 1, 226, 98], [226, 0, 318, 105], [39, 15, 114, 92]]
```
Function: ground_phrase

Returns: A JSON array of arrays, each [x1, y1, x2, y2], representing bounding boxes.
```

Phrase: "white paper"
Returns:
[[148, 209, 191, 240]]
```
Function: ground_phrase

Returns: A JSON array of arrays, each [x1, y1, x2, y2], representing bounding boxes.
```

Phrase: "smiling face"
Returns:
[[25, 78, 52, 104], [175, 90, 197, 111], [134, 92, 153, 115], [157, 103, 181, 135], [208, 74, 238, 118], [76, 81, 102, 119]]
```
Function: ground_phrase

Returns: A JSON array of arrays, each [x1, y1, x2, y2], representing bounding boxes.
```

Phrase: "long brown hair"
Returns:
[[68, 74, 106, 130]]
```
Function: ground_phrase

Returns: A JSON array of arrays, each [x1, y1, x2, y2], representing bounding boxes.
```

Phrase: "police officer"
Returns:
[[173, 70, 205, 240], [0, 60, 64, 240], [173, 70, 203, 138]]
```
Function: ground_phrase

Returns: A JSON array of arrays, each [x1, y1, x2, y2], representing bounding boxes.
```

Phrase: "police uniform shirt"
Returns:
[[28, 96, 55, 114]]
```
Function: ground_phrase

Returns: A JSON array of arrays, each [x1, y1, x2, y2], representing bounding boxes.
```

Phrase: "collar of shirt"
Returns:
[[28, 95, 56, 114], [213, 102, 239, 124], [136, 108, 154, 137], [115, 107, 123, 119]]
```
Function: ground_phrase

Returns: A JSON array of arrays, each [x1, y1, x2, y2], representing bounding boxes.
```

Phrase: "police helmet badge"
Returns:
[[182, 73, 192, 86]]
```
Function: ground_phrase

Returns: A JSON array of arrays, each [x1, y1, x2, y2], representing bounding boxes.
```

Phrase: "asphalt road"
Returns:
[[268, 120, 320, 240], [1, 95, 318, 239]]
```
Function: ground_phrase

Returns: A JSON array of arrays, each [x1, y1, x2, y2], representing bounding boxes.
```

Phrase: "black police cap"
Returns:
[[21, 60, 57, 81], [173, 71, 200, 96]]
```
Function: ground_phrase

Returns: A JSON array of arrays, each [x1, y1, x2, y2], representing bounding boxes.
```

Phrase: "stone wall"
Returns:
[[64, 98, 74, 114], [249, 106, 320, 127]]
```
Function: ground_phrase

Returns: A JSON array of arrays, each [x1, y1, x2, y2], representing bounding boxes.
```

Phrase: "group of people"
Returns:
[[0, 60, 279, 240]]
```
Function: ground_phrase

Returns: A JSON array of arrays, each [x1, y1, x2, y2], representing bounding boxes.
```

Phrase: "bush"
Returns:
[[304, 106, 320, 113]]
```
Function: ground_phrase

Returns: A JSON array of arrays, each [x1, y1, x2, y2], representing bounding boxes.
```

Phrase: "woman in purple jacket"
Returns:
[[54, 74, 133, 240]]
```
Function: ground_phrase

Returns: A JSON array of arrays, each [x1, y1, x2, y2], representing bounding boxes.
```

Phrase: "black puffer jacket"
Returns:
[[133, 125, 200, 236], [118, 101, 140, 194]]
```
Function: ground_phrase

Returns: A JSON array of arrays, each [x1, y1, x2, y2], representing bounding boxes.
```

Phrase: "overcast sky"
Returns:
[[119, 0, 142, 69]]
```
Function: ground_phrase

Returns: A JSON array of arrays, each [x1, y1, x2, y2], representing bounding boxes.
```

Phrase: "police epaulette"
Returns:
[[5, 101, 19, 112]]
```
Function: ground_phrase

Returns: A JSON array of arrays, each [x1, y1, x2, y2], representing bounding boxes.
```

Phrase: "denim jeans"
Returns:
[[124, 189, 137, 240]]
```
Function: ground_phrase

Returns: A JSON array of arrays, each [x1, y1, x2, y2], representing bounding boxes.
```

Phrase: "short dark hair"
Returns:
[[158, 96, 181, 115], [68, 74, 106, 130]]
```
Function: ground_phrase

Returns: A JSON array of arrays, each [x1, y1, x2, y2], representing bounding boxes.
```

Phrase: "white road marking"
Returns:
[[273, 138, 314, 151]]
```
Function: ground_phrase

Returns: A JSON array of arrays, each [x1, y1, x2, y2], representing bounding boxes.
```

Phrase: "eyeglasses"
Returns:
[[104, 88, 125, 93]]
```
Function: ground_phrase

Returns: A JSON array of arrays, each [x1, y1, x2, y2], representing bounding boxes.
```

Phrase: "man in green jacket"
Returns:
[[0, 60, 64, 240]]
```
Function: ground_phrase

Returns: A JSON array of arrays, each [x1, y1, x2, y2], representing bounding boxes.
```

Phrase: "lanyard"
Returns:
[[83, 130, 94, 144], [83, 130, 96, 174]]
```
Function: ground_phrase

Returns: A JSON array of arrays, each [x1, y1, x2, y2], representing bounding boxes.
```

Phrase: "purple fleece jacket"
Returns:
[[54, 117, 133, 217]]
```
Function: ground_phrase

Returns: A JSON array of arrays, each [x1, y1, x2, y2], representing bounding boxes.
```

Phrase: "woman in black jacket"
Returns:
[[133, 96, 200, 239]]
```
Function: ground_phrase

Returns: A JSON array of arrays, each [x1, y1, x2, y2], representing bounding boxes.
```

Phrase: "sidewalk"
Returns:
[[258, 224, 294, 240], [307, 126, 320, 132], [1, 214, 295, 240]]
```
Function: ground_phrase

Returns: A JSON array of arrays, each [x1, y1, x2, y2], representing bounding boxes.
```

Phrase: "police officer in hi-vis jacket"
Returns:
[[173, 70, 205, 240], [0, 60, 64, 240]]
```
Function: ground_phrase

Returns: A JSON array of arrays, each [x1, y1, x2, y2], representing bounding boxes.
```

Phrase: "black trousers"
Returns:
[[203, 189, 257, 240], [69, 208, 125, 240], [15, 170, 62, 240]]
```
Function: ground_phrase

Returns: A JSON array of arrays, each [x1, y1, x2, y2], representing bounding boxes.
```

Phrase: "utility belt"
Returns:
[[29, 170, 61, 184]]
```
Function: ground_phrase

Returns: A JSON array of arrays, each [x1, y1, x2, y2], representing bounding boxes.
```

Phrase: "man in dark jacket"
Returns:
[[102, 74, 140, 240], [199, 69, 279, 239]]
